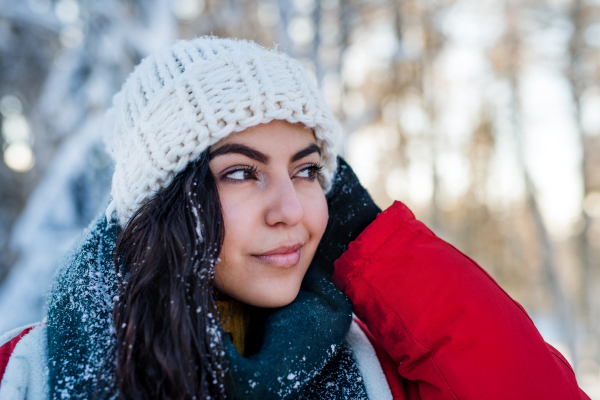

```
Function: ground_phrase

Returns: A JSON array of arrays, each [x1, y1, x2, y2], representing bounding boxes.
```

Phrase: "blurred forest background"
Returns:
[[0, 0, 599, 395]]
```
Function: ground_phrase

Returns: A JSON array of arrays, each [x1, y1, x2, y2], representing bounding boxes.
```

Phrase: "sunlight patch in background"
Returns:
[[54, 0, 79, 24], [1, 95, 35, 173], [257, 1, 280, 27], [346, 126, 381, 187], [581, 87, 600, 137], [3, 144, 35, 173], [172, 0, 205, 20], [520, 67, 583, 239]]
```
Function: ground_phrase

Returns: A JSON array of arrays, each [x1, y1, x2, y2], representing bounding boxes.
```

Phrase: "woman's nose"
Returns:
[[264, 176, 304, 227]]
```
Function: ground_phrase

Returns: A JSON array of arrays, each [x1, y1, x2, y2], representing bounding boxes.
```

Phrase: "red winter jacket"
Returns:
[[333, 201, 590, 400], [0, 201, 591, 399]]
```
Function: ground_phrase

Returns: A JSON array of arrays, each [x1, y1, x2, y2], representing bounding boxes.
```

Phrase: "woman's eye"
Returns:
[[296, 165, 320, 179], [225, 169, 256, 180]]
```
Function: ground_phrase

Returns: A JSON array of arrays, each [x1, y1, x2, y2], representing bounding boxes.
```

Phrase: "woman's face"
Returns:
[[209, 120, 329, 308]]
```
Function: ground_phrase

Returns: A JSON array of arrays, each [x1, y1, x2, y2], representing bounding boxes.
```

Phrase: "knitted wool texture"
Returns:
[[104, 36, 340, 227]]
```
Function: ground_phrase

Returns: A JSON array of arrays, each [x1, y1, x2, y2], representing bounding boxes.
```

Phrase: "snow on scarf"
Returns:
[[46, 214, 368, 399]]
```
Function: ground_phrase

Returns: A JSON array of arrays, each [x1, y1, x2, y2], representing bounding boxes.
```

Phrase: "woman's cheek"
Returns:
[[303, 187, 329, 241]]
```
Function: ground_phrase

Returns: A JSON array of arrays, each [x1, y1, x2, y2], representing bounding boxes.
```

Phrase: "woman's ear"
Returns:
[[312, 156, 381, 276]]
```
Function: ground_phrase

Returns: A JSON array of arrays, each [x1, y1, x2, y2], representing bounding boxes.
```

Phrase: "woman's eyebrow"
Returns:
[[209, 143, 269, 164], [290, 143, 321, 163]]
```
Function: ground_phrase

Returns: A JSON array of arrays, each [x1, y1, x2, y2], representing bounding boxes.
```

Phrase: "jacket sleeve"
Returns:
[[332, 201, 590, 400]]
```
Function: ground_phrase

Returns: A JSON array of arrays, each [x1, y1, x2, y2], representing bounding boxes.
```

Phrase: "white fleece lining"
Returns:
[[0, 323, 39, 348], [346, 319, 393, 400], [0, 324, 49, 400], [0, 320, 393, 400]]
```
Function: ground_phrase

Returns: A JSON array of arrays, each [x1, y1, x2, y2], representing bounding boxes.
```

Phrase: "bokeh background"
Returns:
[[0, 0, 599, 395]]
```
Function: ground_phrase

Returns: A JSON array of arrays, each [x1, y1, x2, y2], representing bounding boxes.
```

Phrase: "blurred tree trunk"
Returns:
[[503, 0, 577, 367], [567, 0, 600, 366], [421, 2, 442, 230]]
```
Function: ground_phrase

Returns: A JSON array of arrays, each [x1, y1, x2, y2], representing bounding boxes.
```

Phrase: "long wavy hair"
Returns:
[[110, 148, 228, 400]]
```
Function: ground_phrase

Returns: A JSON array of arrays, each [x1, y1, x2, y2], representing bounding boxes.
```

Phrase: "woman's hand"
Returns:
[[312, 156, 381, 276]]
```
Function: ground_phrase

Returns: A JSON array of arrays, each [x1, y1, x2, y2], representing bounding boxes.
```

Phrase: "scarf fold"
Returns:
[[47, 215, 367, 399]]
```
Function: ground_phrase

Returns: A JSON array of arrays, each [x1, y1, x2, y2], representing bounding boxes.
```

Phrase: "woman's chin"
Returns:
[[233, 286, 301, 308], [215, 268, 309, 308]]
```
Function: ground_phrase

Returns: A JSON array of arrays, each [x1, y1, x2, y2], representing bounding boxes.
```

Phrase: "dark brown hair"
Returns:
[[110, 149, 228, 400]]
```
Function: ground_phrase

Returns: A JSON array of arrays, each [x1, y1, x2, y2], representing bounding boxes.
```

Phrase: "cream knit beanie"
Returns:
[[103, 36, 340, 227]]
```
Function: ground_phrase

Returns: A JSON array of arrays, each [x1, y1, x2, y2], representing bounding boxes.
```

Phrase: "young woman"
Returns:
[[0, 36, 590, 400]]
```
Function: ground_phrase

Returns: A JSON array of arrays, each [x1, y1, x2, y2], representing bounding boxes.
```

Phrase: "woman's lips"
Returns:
[[253, 243, 303, 267]]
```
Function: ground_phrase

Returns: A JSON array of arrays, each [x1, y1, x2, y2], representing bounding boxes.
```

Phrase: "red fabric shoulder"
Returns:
[[0, 327, 35, 384], [333, 201, 590, 400]]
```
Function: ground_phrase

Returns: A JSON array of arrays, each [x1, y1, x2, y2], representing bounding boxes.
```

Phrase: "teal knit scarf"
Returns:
[[47, 215, 367, 399]]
